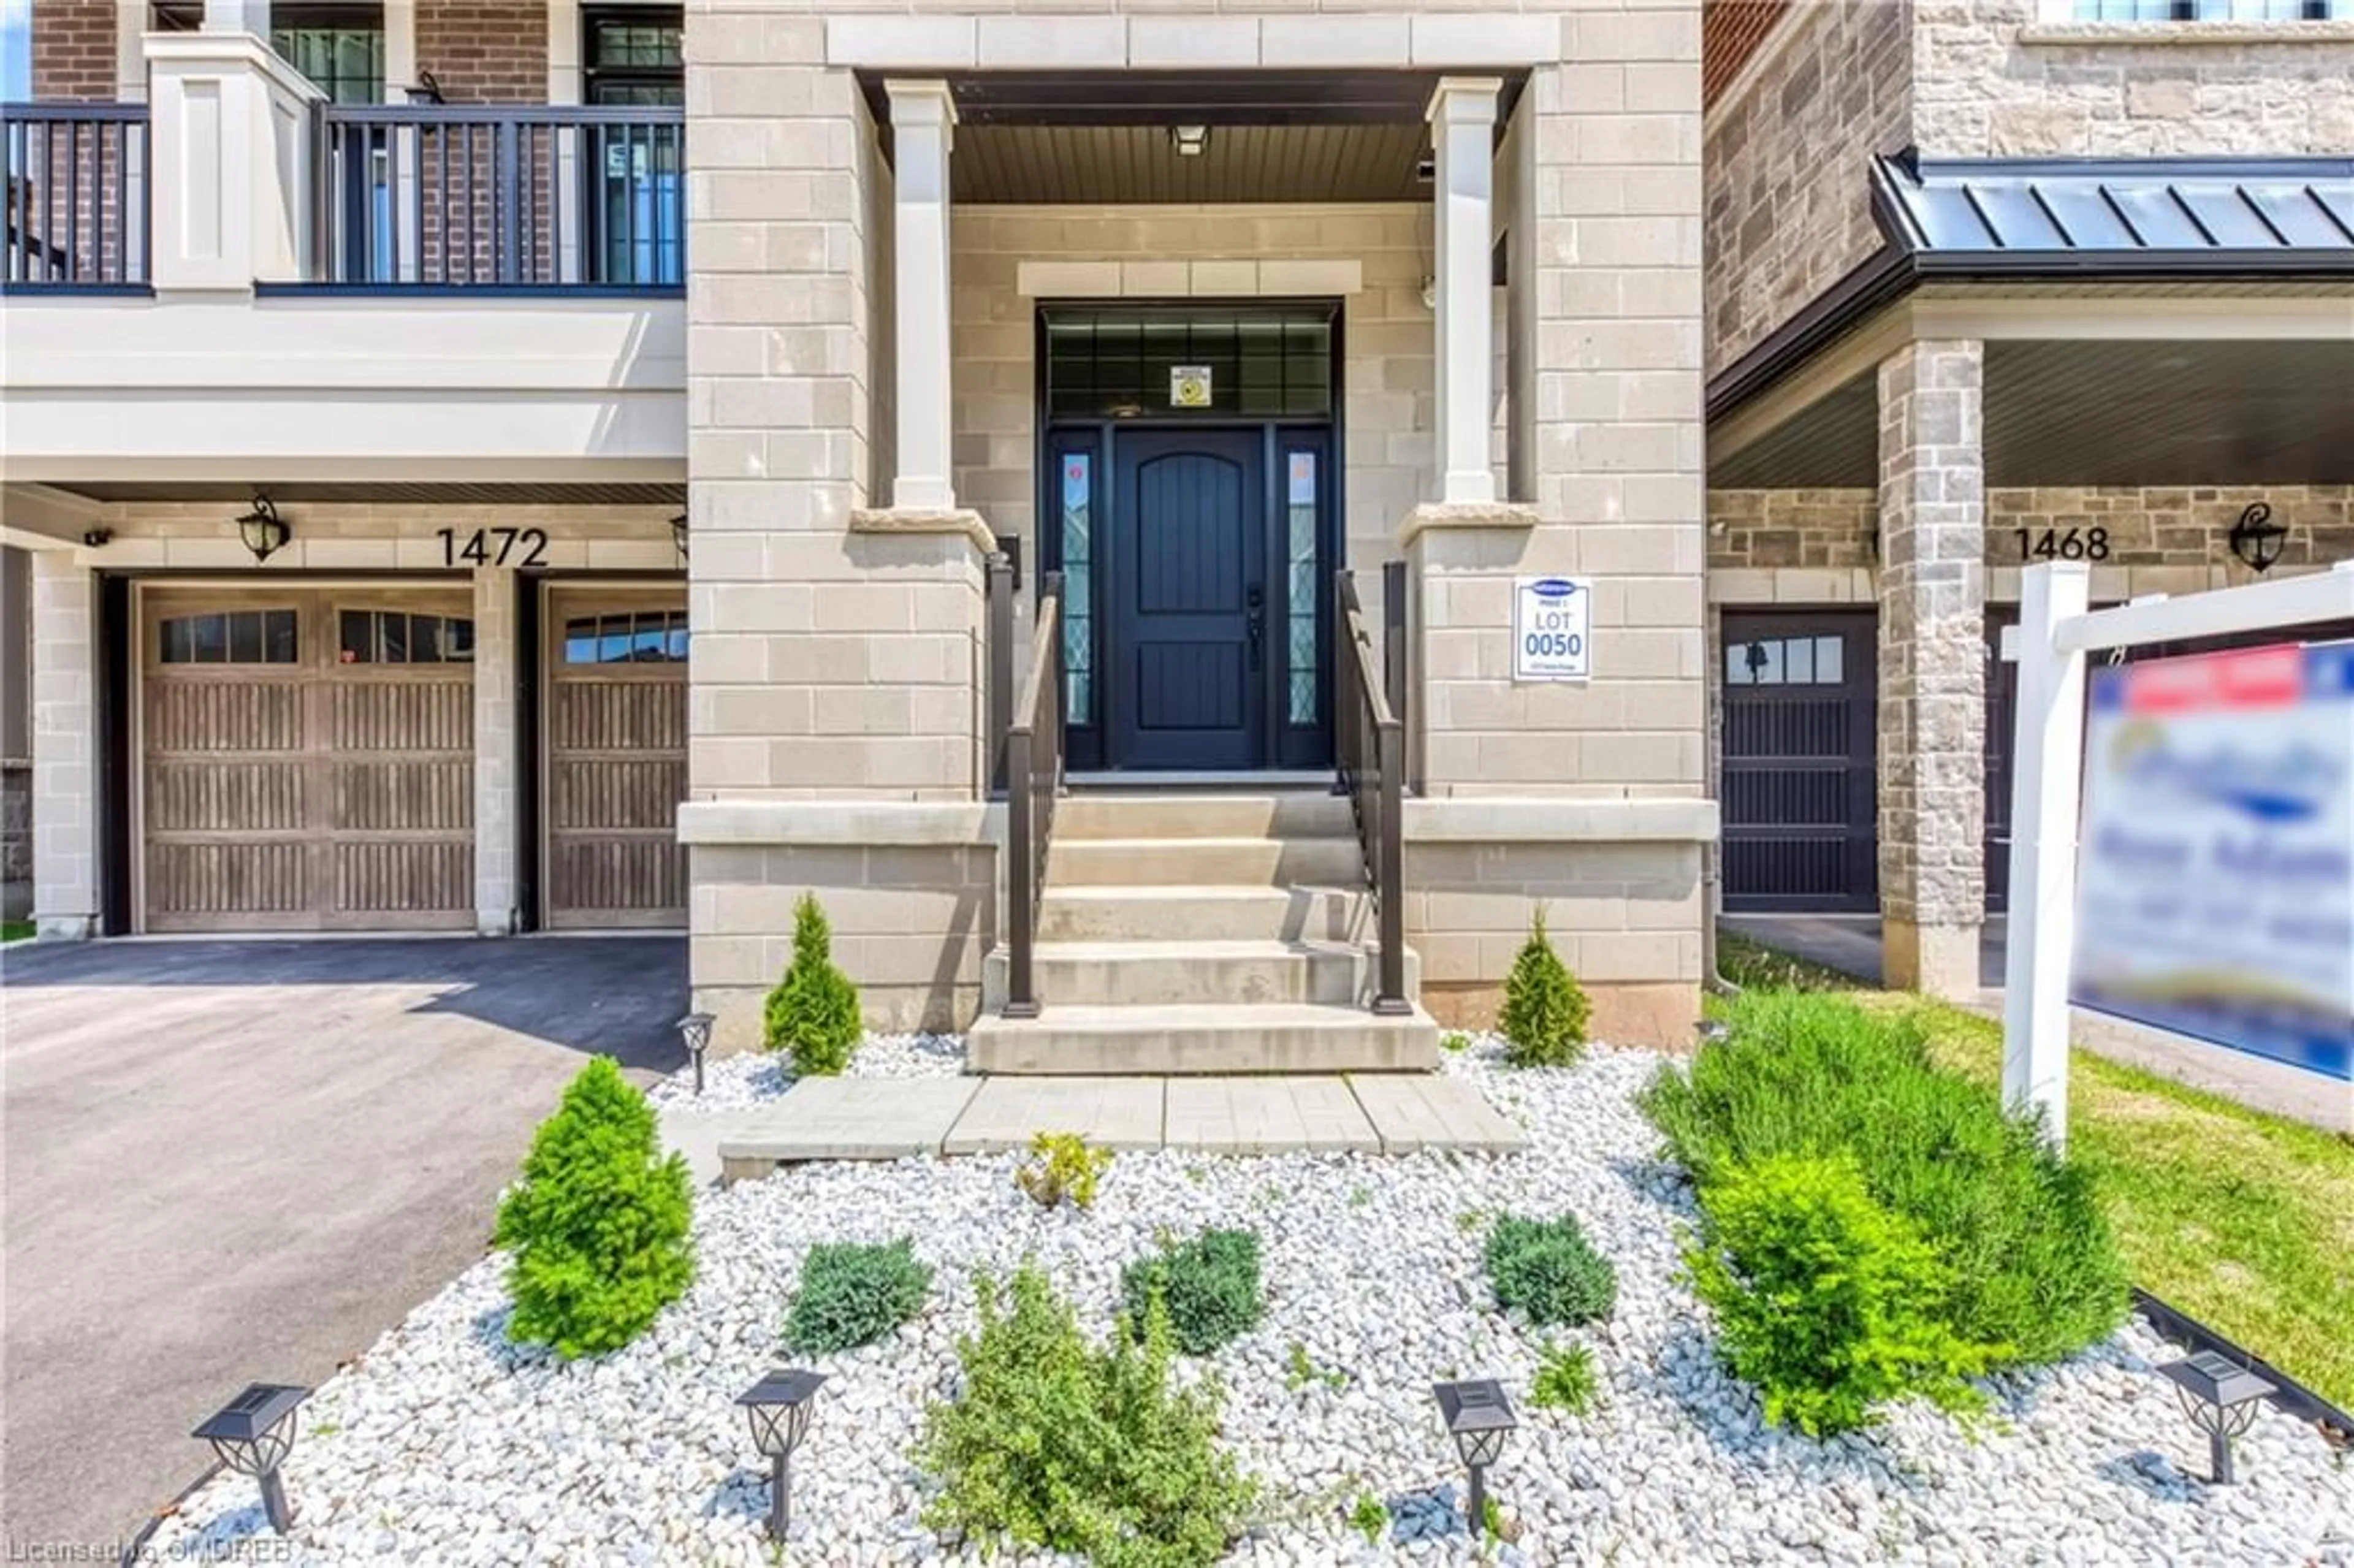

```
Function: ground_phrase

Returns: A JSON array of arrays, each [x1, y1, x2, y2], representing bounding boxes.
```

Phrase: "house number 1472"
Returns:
[[438, 527, 549, 568]]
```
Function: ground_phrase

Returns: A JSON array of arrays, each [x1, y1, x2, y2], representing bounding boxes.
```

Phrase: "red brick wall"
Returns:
[[30, 0, 120, 101], [1703, 0, 1792, 109], [415, 0, 550, 104]]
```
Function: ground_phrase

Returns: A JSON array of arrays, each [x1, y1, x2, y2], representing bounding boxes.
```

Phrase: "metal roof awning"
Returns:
[[1869, 152, 2354, 280]]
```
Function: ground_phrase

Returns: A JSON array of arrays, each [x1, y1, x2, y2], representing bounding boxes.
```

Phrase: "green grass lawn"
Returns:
[[1715, 931, 2354, 1412], [0, 921, 33, 944]]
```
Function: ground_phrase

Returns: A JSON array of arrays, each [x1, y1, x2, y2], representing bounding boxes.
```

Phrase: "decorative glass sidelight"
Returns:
[[1286, 451, 1319, 724], [1061, 453, 1093, 725]]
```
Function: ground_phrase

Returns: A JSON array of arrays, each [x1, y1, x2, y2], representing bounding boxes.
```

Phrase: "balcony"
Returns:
[[2, 104, 151, 292]]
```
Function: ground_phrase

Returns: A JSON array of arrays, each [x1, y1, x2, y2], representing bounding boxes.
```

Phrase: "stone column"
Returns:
[[31, 552, 98, 939], [1428, 77, 1501, 508], [472, 567, 519, 936], [1876, 338, 1987, 997], [885, 80, 957, 512]]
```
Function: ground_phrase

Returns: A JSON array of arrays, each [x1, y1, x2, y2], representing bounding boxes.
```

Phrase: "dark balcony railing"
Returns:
[[314, 104, 682, 288], [1001, 571, 1067, 1019], [1336, 565, 1411, 1017], [1, 103, 149, 290]]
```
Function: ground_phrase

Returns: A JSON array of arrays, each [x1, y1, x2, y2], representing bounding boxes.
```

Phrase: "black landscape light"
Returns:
[[2158, 1351, 2275, 1485], [192, 1383, 309, 1533], [737, 1366, 826, 1539], [235, 495, 291, 564], [1433, 1379, 1516, 1534], [670, 512, 688, 561], [676, 1011, 714, 1095]]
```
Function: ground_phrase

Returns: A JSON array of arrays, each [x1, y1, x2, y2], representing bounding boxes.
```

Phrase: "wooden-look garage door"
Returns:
[[1721, 611, 1880, 913], [545, 587, 687, 928], [142, 587, 475, 932]]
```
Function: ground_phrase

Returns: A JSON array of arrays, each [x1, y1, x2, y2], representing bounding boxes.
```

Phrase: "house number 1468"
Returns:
[[438, 527, 549, 568], [2014, 527, 2109, 562]]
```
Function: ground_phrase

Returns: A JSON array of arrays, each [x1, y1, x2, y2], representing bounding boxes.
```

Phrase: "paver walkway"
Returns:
[[693, 1072, 1524, 1185]]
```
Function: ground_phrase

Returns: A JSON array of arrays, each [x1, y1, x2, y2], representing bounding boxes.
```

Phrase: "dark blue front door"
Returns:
[[1108, 430, 1267, 770]]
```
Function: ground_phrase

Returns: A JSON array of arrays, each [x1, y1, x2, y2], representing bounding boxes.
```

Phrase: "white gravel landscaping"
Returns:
[[149, 1043, 2354, 1567], [646, 1031, 965, 1112]]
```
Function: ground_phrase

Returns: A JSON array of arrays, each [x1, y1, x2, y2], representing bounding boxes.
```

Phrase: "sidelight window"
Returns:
[[1057, 452, 1094, 725], [1285, 449, 1320, 725]]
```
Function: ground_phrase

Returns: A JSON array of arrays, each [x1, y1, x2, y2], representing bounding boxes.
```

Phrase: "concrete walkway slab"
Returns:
[[944, 1075, 1165, 1154], [1349, 1075, 1528, 1154], [717, 1078, 980, 1181], [1165, 1075, 1380, 1154]]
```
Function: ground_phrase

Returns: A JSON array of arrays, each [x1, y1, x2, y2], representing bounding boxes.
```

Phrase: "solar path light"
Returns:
[[1433, 1379, 1517, 1535], [192, 1383, 310, 1533], [2158, 1351, 2276, 1485], [676, 1011, 715, 1095], [737, 1366, 826, 1539]]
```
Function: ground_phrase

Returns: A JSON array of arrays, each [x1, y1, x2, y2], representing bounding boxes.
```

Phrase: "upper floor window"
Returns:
[[154, 2, 387, 104], [2071, 1, 2339, 18], [584, 7, 685, 107]]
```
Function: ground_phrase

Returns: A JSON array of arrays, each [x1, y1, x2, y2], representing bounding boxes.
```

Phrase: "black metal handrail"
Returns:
[[1336, 569, 1411, 1016], [1, 103, 148, 289], [314, 103, 682, 287], [1002, 571, 1066, 1019]]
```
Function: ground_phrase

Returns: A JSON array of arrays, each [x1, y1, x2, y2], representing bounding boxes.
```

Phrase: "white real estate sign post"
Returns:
[[2001, 560, 2354, 1153]]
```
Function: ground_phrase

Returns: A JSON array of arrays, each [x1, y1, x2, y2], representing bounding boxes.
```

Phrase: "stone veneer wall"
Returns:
[[1702, 0, 1911, 377], [1911, 0, 2354, 157]]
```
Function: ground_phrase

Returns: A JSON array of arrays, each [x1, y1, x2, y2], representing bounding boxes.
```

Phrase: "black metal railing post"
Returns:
[[1337, 570, 1411, 1016], [986, 552, 1015, 796], [1002, 573, 1065, 1019]]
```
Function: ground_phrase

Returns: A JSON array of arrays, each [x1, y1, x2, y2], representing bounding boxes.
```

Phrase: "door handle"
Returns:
[[1246, 586, 1264, 671]]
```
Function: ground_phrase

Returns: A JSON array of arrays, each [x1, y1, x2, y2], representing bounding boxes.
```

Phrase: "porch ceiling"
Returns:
[[1711, 338, 2354, 490]]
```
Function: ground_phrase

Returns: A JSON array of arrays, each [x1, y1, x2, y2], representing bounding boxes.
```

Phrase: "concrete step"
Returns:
[[1037, 884, 1368, 943], [966, 1001, 1440, 1075], [983, 938, 1419, 1010], [1046, 835, 1365, 888], [1056, 791, 1354, 842]]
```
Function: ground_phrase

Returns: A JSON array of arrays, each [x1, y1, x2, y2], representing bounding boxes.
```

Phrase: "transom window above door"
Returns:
[[584, 7, 685, 105], [1043, 305, 1336, 421]]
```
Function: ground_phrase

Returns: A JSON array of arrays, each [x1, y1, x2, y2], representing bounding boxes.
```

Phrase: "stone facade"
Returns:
[[1873, 339, 1986, 996], [1911, 0, 2354, 158], [1702, 0, 1910, 376], [30, 551, 97, 938]]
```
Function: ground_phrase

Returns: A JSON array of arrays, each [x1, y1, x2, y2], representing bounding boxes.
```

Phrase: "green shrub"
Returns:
[[914, 1263, 1257, 1568], [1015, 1131, 1112, 1209], [1497, 908, 1590, 1067], [1640, 991, 2128, 1366], [1439, 1030, 1473, 1054], [492, 1056, 695, 1359], [1484, 1212, 1617, 1326], [1686, 1154, 2002, 1436], [1120, 1228, 1263, 1356], [782, 1238, 932, 1356], [1529, 1341, 1600, 1416], [1348, 1493, 1387, 1545], [763, 894, 862, 1075]]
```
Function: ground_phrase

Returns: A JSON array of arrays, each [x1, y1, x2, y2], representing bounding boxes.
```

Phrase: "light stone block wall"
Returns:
[[1912, 0, 2354, 158], [1875, 339, 1986, 997], [473, 568, 521, 937], [47, 502, 681, 574], [1703, 0, 1911, 376], [31, 552, 97, 938]]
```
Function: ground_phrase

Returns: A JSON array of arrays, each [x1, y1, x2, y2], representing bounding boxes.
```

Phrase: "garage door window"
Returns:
[[159, 609, 299, 664], [565, 611, 688, 664], [1727, 634, 1845, 687], [339, 609, 475, 664]]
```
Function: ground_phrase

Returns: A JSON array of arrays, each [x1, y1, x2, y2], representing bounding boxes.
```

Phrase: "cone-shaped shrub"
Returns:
[[1498, 907, 1590, 1067], [764, 892, 862, 1075], [493, 1056, 696, 1359]]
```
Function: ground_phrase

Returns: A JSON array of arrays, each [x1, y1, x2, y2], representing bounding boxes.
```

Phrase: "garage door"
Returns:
[[544, 587, 687, 929], [142, 587, 475, 932], [1721, 611, 1878, 913]]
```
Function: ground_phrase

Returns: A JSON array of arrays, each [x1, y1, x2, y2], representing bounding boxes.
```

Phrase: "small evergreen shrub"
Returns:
[[763, 894, 861, 1075], [1498, 908, 1591, 1067], [492, 1056, 695, 1360], [1686, 1154, 2002, 1436], [1529, 1341, 1600, 1416], [1119, 1228, 1263, 1355], [1640, 990, 2128, 1366], [1484, 1212, 1617, 1326], [1015, 1131, 1113, 1209], [782, 1237, 933, 1356], [1348, 1493, 1387, 1545], [914, 1263, 1257, 1568]]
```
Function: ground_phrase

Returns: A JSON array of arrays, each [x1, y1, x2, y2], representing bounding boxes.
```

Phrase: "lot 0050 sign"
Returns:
[[1513, 576, 1592, 682]]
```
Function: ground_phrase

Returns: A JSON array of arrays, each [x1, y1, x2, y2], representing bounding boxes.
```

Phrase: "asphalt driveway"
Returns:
[[0, 936, 686, 1555]]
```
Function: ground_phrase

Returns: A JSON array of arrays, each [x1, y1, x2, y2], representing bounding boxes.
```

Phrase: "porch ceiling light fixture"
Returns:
[[1169, 125, 1211, 158], [2158, 1351, 2274, 1485], [2228, 502, 2287, 574], [235, 495, 291, 565], [1433, 1379, 1515, 1533], [676, 1011, 714, 1095], [670, 512, 689, 563], [738, 1366, 826, 1540], [192, 1382, 309, 1534]]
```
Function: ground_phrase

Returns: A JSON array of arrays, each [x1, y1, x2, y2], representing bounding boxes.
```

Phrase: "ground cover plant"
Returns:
[[492, 1056, 695, 1359], [1484, 1211, 1617, 1326], [1120, 1227, 1263, 1355], [1016, 1130, 1113, 1209], [782, 1237, 932, 1355]]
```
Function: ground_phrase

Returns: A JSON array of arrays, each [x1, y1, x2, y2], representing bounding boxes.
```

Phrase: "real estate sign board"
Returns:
[[2072, 639, 2354, 1083]]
